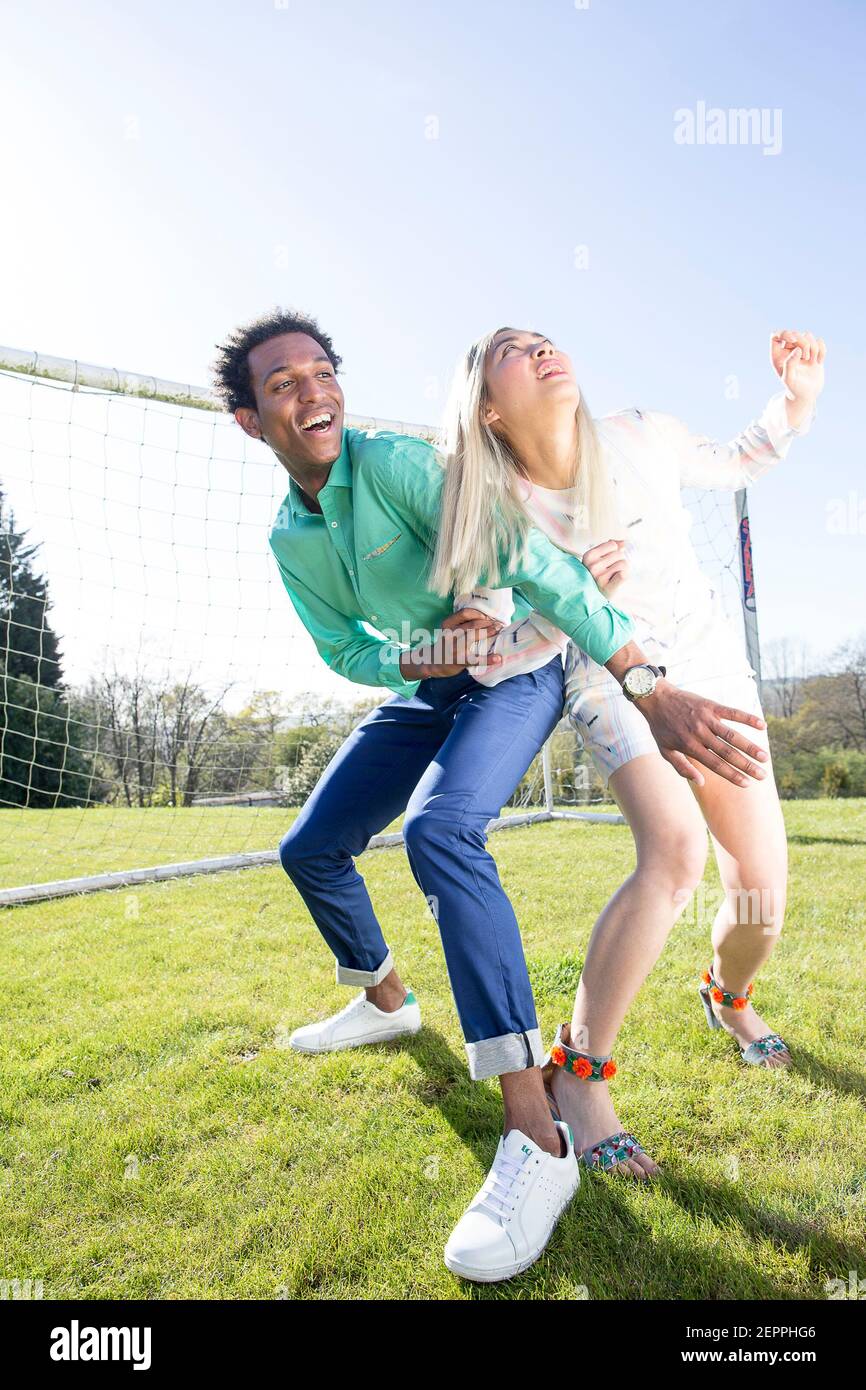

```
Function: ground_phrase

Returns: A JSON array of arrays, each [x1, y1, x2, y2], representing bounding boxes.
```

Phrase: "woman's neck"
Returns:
[[509, 411, 579, 490]]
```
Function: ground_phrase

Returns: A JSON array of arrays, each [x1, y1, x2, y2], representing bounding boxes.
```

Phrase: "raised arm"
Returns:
[[646, 329, 824, 490]]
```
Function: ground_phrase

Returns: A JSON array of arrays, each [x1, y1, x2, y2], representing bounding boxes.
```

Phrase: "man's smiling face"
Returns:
[[240, 332, 345, 468]]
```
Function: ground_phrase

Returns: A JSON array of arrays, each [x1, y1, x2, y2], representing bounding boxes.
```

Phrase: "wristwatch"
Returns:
[[622, 664, 667, 702]]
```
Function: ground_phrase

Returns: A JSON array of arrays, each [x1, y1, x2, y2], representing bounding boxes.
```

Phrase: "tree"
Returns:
[[798, 638, 866, 753], [155, 674, 232, 807], [0, 487, 63, 689], [80, 664, 162, 807], [213, 690, 293, 795], [763, 638, 814, 719], [0, 487, 90, 806]]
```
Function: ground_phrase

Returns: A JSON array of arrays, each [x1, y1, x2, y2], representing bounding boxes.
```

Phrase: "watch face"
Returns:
[[625, 665, 655, 697]]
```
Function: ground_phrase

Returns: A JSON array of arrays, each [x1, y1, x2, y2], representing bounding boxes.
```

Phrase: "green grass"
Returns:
[[1, 800, 864, 1300], [0, 806, 304, 888], [0, 801, 540, 889]]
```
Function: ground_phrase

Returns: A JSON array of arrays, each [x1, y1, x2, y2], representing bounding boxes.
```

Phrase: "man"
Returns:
[[212, 308, 769, 1283]]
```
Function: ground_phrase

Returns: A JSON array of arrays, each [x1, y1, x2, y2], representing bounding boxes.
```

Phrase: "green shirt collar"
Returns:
[[287, 429, 353, 519]]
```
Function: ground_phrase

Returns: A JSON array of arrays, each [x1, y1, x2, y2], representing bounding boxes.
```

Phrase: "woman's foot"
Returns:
[[706, 993, 791, 1068], [548, 1062, 660, 1181]]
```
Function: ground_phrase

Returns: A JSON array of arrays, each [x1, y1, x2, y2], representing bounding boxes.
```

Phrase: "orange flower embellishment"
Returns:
[[601, 1060, 617, 1080], [732, 997, 748, 1011], [550, 1046, 567, 1067], [573, 1057, 593, 1079], [711, 988, 725, 1003], [702, 970, 712, 985]]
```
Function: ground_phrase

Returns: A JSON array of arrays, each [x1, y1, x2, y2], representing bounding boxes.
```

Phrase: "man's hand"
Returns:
[[582, 539, 628, 595], [636, 680, 769, 788], [770, 329, 826, 430], [399, 608, 504, 681]]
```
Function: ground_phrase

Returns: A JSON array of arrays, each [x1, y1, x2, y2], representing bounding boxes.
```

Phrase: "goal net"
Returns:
[[0, 348, 761, 903]]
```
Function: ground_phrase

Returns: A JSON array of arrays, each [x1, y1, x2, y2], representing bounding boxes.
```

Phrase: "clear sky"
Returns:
[[2, 0, 864, 702]]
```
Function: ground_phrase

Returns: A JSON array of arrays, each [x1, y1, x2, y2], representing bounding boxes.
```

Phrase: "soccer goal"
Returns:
[[0, 347, 762, 906]]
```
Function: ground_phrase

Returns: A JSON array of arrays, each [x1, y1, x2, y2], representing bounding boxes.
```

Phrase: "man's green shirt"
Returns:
[[268, 428, 635, 698]]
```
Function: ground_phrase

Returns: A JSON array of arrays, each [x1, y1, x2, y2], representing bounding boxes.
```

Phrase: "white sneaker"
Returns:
[[289, 990, 421, 1054], [444, 1121, 579, 1283]]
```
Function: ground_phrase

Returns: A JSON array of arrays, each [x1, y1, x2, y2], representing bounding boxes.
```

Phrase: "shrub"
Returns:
[[822, 761, 850, 798], [778, 770, 799, 799], [280, 733, 344, 804]]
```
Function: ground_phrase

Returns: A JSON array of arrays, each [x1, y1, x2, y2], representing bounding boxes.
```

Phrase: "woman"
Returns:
[[430, 325, 825, 1179]]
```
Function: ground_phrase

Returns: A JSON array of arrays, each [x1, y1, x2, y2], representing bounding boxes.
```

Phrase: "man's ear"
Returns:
[[235, 406, 264, 440]]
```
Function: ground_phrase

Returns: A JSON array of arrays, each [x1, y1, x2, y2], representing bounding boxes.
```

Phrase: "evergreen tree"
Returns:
[[0, 487, 91, 807], [0, 488, 63, 688]]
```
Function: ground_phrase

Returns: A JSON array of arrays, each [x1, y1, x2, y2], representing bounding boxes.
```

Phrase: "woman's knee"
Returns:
[[637, 821, 709, 897]]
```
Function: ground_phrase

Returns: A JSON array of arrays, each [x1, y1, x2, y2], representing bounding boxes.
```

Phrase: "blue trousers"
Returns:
[[278, 657, 565, 1080]]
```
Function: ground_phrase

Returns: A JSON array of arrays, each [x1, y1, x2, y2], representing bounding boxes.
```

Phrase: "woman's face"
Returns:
[[482, 328, 580, 437]]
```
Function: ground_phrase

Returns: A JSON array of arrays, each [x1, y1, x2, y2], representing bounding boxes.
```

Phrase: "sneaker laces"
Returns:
[[476, 1150, 528, 1221], [331, 991, 373, 1023]]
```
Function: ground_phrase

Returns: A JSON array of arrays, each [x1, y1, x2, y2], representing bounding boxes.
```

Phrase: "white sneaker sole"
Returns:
[[443, 1170, 580, 1284], [443, 1250, 539, 1283], [289, 1021, 422, 1054]]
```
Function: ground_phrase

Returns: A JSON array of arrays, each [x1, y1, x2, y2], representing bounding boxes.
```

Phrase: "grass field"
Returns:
[[1, 799, 864, 1300]]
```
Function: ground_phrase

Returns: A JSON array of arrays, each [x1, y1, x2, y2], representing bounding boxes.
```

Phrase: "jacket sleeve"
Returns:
[[377, 435, 635, 667], [453, 586, 515, 623], [642, 392, 815, 491], [270, 549, 420, 698]]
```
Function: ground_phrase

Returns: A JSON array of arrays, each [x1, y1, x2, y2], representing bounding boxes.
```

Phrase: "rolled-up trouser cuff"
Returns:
[[465, 1027, 544, 1081], [335, 947, 394, 988]]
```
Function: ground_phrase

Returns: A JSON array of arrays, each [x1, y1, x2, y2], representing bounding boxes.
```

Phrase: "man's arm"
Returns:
[[271, 550, 420, 697], [605, 641, 769, 788]]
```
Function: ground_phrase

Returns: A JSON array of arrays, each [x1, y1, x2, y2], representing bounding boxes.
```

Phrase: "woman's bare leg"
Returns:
[[692, 734, 790, 1066], [550, 751, 708, 1178]]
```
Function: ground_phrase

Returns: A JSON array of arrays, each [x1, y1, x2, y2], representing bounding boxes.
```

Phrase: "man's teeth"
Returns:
[[301, 413, 333, 431]]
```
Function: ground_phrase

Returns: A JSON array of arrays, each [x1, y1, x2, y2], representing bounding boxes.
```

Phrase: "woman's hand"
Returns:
[[771, 329, 826, 429], [581, 539, 628, 595]]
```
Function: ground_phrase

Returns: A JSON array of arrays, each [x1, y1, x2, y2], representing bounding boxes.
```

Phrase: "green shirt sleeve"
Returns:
[[270, 550, 420, 699], [376, 436, 635, 667]]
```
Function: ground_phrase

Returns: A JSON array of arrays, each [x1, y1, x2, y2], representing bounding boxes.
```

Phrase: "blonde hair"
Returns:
[[430, 327, 617, 597]]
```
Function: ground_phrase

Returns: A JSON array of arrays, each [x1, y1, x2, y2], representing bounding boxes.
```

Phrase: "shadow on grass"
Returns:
[[655, 1167, 866, 1297], [787, 834, 866, 848], [789, 1049, 866, 1103], [400, 1026, 506, 1171], [458, 1164, 866, 1301]]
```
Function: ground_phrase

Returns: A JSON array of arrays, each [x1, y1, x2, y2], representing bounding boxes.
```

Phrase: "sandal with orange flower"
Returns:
[[698, 967, 791, 1066], [541, 1023, 649, 1175]]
